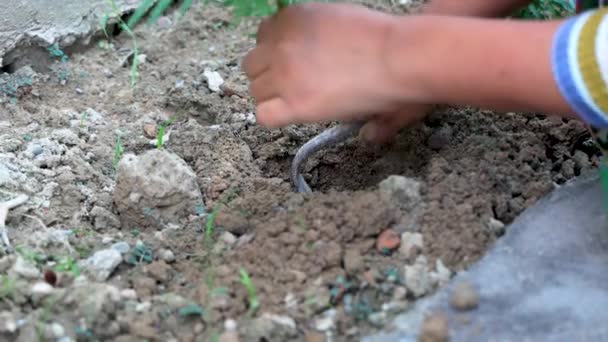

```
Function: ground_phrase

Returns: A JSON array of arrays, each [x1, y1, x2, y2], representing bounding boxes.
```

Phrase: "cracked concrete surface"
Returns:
[[0, 0, 138, 70]]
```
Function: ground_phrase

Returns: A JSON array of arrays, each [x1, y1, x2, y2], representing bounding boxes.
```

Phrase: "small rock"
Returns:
[[111, 241, 130, 255], [219, 231, 237, 246], [82, 248, 123, 281], [90, 206, 121, 231], [30, 281, 54, 303], [103, 69, 113, 78], [376, 229, 401, 254], [368, 311, 387, 327], [121, 289, 138, 300], [343, 249, 364, 274], [0, 311, 17, 333], [430, 259, 452, 287], [49, 323, 65, 338], [313, 309, 336, 332], [137, 54, 147, 64], [146, 260, 172, 283], [143, 123, 158, 139], [399, 232, 424, 258], [285, 292, 298, 310], [12, 256, 40, 279], [572, 150, 590, 170], [419, 312, 449, 342], [378, 175, 422, 211], [305, 330, 325, 342], [102, 236, 114, 244], [450, 281, 479, 311], [486, 217, 505, 236], [243, 312, 299, 340], [392, 286, 408, 301], [160, 249, 176, 263], [75, 88, 84, 95], [136, 301, 152, 313], [157, 16, 173, 29], [0, 255, 14, 273], [404, 255, 432, 297], [203, 68, 224, 92], [113, 149, 204, 230]]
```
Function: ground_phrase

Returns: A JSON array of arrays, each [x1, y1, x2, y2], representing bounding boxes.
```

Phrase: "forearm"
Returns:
[[421, 0, 532, 17], [386, 16, 573, 117]]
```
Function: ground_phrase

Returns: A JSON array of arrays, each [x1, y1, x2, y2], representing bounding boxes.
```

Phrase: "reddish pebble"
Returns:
[[376, 229, 401, 253], [43, 270, 57, 287]]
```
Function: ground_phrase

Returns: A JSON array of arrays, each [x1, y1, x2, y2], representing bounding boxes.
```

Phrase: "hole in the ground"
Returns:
[[1, 62, 16, 74]]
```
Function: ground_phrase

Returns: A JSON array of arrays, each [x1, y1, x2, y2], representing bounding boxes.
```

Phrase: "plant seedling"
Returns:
[[54, 255, 81, 277], [239, 267, 260, 316], [156, 116, 175, 149], [113, 133, 124, 171]]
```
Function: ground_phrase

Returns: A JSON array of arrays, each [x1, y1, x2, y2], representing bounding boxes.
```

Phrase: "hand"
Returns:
[[359, 104, 432, 144], [242, 3, 408, 128]]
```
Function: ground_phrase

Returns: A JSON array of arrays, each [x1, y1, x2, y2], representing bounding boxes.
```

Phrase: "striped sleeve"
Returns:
[[552, 8, 608, 128]]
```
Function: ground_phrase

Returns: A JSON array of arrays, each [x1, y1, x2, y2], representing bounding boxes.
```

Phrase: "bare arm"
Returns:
[[386, 15, 572, 117], [422, 0, 533, 17]]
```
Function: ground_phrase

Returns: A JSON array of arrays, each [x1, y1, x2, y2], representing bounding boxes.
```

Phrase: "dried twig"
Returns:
[[0, 194, 29, 253]]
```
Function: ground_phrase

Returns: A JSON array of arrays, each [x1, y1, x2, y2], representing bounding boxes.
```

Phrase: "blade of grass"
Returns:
[[127, 0, 156, 28], [148, 0, 173, 25]]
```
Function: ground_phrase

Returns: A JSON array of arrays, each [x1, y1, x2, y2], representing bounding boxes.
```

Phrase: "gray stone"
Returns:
[[399, 232, 423, 258], [160, 249, 175, 263], [12, 255, 40, 279], [111, 241, 130, 255], [378, 175, 422, 211], [0, 311, 17, 333], [112, 149, 204, 230], [90, 206, 121, 231], [0, 0, 138, 69], [403, 255, 432, 298], [81, 248, 123, 281]]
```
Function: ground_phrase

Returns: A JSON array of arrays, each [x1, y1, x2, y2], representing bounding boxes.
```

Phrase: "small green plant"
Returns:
[[156, 116, 175, 149], [14, 246, 46, 266], [113, 133, 124, 171], [514, 0, 574, 19], [47, 43, 69, 63], [80, 111, 88, 128], [102, 0, 141, 87], [205, 208, 218, 242], [239, 267, 260, 316], [0, 274, 17, 300], [54, 255, 81, 277]]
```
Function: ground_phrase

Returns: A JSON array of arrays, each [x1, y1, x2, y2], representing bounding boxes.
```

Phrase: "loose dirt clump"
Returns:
[[0, 1, 600, 341]]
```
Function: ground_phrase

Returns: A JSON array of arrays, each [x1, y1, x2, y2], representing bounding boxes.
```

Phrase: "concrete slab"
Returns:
[[363, 172, 608, 342], [0, 0, 138, 69]]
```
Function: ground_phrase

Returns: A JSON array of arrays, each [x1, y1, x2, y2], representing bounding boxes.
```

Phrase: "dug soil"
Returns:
[[0, 1, 599, 341]]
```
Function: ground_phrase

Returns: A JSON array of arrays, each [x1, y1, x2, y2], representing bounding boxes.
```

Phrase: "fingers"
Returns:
[[360, 112, 417, 144], [249, 70, 278, 103], [256, 17, 274, 44], [255, 97, 293, 128], [242, 46, 271, 80], [242, 17, 275, 79]]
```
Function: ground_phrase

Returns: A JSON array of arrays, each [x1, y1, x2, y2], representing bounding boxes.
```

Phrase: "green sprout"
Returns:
[[156, 116, 175, 149], [239, 267, 260, 316], [0, 274, 17, 300], [103, 0, 141, 88], [47, 43, 69, 63], [113, 133, 124, 171], [80, 111, 88, 128], [54, 255, 81, 277]]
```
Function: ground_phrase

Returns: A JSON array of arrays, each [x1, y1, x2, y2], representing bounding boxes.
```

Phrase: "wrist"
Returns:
[[384, 15, 573, 115]]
